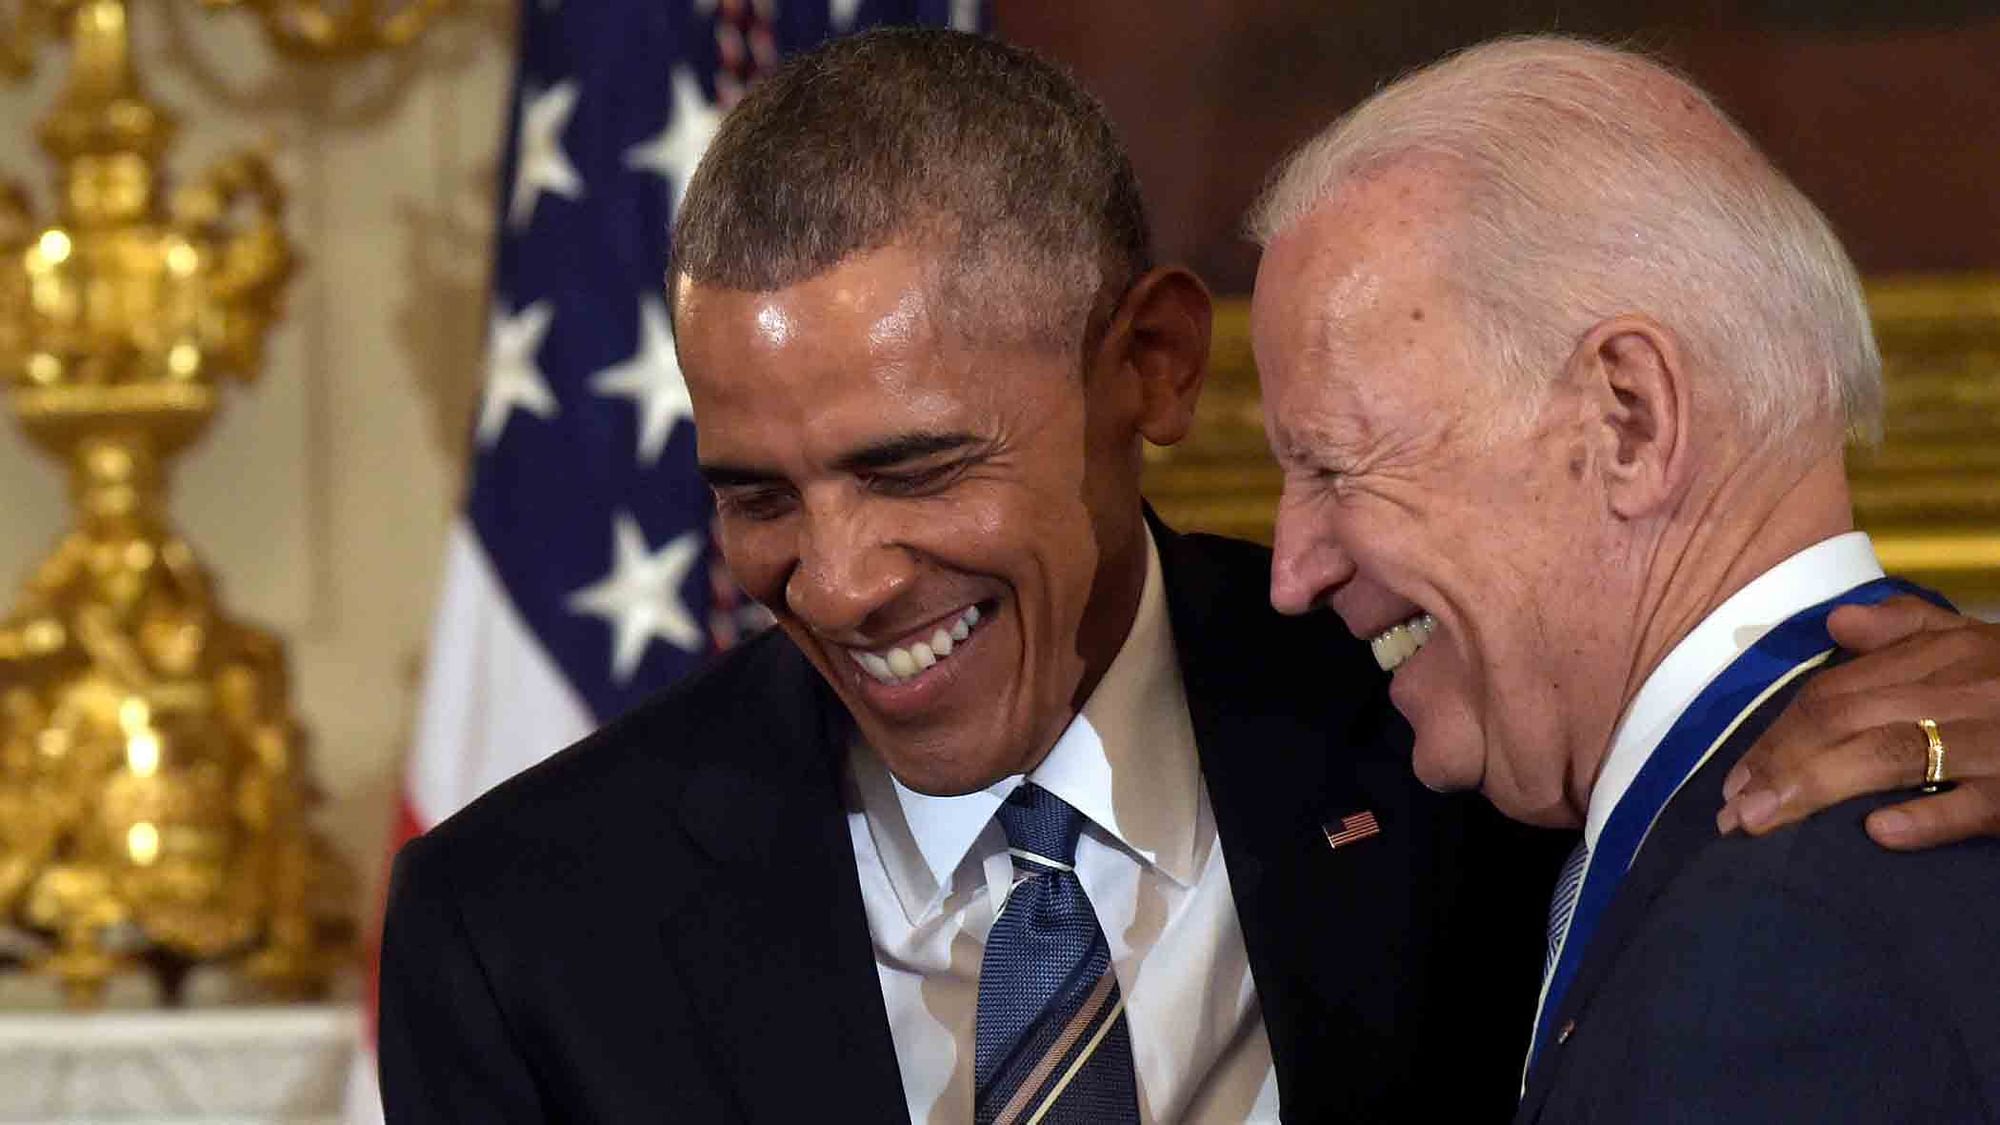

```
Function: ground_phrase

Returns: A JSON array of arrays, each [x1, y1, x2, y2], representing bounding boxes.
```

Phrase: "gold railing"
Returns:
[[1146, 280, 2000, 605]]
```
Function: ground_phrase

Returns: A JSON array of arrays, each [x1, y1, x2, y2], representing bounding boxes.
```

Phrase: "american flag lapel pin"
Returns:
[[1323, 809, 1382, 850]]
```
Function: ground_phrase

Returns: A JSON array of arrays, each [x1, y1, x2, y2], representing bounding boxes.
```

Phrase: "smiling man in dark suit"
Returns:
[[1250, 35, 2000, 1123], [379, 29, 2000, 1125]]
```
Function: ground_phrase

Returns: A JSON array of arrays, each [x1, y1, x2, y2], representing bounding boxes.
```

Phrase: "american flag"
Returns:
[[1323, 810, 1383, 850], [346, 1, 984, 1119]]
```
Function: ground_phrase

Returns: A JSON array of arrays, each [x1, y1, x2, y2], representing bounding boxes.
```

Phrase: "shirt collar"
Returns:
[[853, 528, 1205, 923], [1584, 531, 1884, 851]]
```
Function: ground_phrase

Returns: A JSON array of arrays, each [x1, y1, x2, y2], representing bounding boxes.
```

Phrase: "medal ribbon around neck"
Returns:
[[1524, 576, 1939, 1083]]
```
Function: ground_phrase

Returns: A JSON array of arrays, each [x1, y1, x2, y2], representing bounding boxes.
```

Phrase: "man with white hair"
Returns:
[[1250, 35, 2000, 1122]]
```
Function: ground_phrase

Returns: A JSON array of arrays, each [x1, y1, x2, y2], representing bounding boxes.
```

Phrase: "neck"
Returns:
[[1570, 439, 1855, 815], [1014, 509, 1151, 779]]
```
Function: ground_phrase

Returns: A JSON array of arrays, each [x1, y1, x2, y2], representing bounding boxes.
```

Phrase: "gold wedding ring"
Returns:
[[1918, 718, 1950, 793]]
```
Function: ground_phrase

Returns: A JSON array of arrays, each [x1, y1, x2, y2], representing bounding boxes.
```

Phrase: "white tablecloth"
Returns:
[[0, 1005, 358, 1124]]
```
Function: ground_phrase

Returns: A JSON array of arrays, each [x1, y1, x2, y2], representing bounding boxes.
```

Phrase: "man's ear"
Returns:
[[1092, 266, 1212, 448], [1568, 314, 1691, 520]]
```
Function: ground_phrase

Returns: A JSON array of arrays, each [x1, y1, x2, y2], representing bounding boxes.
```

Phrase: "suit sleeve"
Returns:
[[378, 834, 549, 1124], [1569, 837, 1995, 1124]]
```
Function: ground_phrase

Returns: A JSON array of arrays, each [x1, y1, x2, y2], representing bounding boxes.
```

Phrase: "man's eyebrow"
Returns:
[[698, 462, 781, 488], [833, 432, 983, 473], [698, 432, 983, 488]]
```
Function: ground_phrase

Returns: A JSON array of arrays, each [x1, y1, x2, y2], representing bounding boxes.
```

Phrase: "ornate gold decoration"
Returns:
[[1848, 276, 2000, 605], [0, 0, 446, 1006], [1148, 288, 2000, 605], [196, 0, 452, 57]]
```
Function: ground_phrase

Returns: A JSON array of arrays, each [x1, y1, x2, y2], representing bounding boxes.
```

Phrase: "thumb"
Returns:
[[1827, 595, 1961, 654]]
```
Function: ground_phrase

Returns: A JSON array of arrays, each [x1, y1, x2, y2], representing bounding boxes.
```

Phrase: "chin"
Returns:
[[1407, 728, 1484, 795], [1489, 789, 1583, 830], [871, 736, 1013, 798], [1475, 770, 1582, 829]]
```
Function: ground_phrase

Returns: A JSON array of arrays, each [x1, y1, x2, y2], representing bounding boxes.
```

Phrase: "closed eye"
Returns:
[[866, 459, 967, 496], [713, 485, 797, 522], [1285, 459, 1352, 502], [1283, 455, 1348, 482]]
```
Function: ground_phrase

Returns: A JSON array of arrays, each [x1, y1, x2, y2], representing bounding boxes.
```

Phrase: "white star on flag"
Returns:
[[509, 83, 585, 229], [832, 0, 862, 30], [623, 67, 723, 216], [567, 512, 705, 682], [477, 301, 560, 447], [590, 297, 694, 465]]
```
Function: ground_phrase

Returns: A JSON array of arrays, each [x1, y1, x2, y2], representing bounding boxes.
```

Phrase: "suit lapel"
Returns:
[[1153, 519, 1438, 1109], [656, 643, 908, 1123], [1516, 677, 1808, 1121]]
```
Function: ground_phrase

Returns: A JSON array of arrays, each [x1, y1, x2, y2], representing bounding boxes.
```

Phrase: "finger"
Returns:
[[1732, 711, 2000, 835], [1722, 759, 1754, 802], [1827, 596, 1967, 653], [1795, 627, 2000, 703], [1726, 674, 1958, 801], [1729, 670, 1860, 792], [1716, 785, 1774, 836], [1722, 616, 1997, 798], [1727, 721, 1933, 836], [1865, 780, 2000, 850], [1746, 678, 1994, 787]]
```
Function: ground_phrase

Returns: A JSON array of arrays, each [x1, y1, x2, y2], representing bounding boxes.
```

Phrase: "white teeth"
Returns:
[[852, 604, 989, 686], [1370, 613, 1437, 673], [858, 651, 893, 682]]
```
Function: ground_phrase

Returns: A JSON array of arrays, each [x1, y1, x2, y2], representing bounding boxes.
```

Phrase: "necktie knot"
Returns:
[[976, 781, 1138, 1121], [996, 783, 1085, 868]]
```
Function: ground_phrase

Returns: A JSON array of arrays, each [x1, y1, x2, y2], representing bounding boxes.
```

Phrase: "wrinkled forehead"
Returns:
[[676, 249, 1084, 461], [1256, 204, 1434, 371], [673, 224, 1101, 358], [1269, 172, 1455, 314], [1255, 189, 1476, 452]]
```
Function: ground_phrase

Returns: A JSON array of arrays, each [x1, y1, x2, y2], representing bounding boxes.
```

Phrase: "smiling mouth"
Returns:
[[1369, 613, 1436, 673], [846, 601, 995, 686]]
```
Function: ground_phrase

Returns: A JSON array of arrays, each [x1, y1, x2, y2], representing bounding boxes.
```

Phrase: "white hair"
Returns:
[[1249, 36, 1882, 443]]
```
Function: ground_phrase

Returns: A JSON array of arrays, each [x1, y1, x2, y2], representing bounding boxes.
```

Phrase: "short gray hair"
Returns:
[[673, 28, 1150, 353], [1249, 35, 1882, 441]]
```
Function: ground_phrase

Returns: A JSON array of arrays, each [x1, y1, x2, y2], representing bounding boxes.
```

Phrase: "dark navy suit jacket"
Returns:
[[1518, 669, 2000, 1124], [379, 522, 1570, 1123]]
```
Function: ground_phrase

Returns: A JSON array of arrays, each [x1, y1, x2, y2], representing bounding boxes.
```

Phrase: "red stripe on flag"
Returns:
[[1323, 811, 1382, 848], [360, 794, 429, 1049]]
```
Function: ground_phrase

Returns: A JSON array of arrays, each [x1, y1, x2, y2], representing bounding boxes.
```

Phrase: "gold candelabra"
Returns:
[[0, 0, 445, 1005], [196, 0, 451, 57]]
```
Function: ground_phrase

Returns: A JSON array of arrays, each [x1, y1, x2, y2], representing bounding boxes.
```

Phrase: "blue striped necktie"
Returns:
[[1544, 840, 1589, 982], [974, 784, 1140, 1125]]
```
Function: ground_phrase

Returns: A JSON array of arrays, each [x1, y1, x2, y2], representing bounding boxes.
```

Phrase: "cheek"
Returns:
[[1326, 502, 1411, 579], [932, 489, 1012, 546], [884, 487, 1044, 604], [716, 521, 791, 605]]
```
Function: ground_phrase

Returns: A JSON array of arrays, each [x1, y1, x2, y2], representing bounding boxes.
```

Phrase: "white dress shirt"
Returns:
[[845, 531, 1281, 1123], [1585, 531, 1886, 850]]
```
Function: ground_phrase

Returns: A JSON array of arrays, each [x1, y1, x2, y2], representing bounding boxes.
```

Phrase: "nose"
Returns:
[[1269, 496, 1355, 617], [785, 503, 915, 636]]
